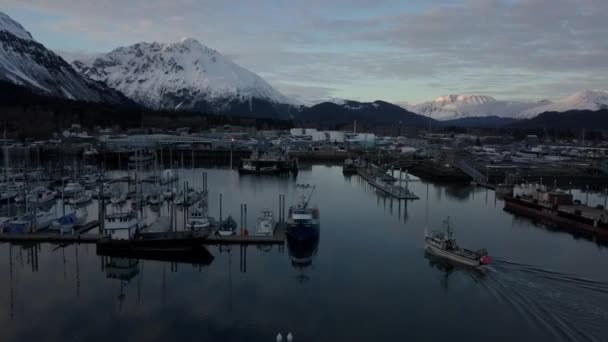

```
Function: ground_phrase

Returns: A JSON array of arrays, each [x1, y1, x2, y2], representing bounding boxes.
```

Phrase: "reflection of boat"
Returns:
[[97, 245, 214, 266], [286, 230, 320, 283], [103, 257, 140, 281], [286, 233, 319, 268], [286, 184, 320, 241], [255, 209, 275, 236], [425, 217, 490, 267], [342, 159, 357, 175], [217, 215, 237, 236]]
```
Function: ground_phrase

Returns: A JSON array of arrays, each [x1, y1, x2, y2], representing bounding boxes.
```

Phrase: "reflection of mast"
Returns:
[[161, 264, 166, 307], [137, 261, 144, 305], [75, 244, 80, 297], [9, 244, 14, 320], [117, 281, 126, 312], [62, 246, 67, 280]]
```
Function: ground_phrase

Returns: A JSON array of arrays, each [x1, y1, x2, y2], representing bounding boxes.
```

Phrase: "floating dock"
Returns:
[[204, 223, 286, 245], [0, 221, 288, 246], [0, 220, 103, 243], [357, 168, 419, 200]]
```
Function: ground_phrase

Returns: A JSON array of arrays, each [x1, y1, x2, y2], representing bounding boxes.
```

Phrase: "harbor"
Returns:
[[1, 164, 608, 342], [0, 126, 607, 342]]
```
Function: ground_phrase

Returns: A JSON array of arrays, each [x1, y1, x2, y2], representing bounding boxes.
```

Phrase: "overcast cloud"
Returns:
[[2, 0, 607, 103]]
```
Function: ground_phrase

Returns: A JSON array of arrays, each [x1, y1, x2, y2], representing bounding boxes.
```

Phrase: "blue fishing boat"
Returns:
[[286, 184, 320, 241]]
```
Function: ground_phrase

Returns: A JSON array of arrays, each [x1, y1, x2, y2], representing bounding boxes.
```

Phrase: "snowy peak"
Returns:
[[432, 94, 496, 105], [73, 38, 296, 117], [0, 12, 33, 41], [519, 90, 608, 118], [406, 94, 533, 121]]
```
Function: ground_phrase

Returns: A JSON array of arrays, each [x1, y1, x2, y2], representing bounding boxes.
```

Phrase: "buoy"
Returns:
[[287, 332, 293, 341], [276, 333, 283, 342]]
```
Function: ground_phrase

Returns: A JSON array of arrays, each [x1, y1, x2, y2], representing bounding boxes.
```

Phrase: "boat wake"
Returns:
[[482, 259, 608, 342]]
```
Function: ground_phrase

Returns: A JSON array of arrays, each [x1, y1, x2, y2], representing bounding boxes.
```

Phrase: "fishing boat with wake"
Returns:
[[425, 217, 490, 267]]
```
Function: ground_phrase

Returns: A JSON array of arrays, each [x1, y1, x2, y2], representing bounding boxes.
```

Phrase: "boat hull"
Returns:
[[286, 223, 320, 242], [503, 196, 608, 239], [426, 244, 481, 267]]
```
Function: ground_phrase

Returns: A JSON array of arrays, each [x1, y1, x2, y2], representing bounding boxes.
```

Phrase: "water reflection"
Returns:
[[286, 231, 320, 283], [424, 249, 486, 292]]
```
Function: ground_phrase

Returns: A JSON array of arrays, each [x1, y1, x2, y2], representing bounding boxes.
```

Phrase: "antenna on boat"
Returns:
[[444, 216, 453, 239], [424, 182, 429, 237]]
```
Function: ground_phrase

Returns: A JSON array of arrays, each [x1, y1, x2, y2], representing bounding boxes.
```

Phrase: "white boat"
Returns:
[[162, 188, 175, 200], [425, 217, 491, 267], [110, 187, 127, 205], [30, 187, 57, 205], [147, 191, 161, 205], [256, 209, 276, 236], [6, 209, 54, 233], [69, 190, 92, 205], [175, 188, 200, 206], [63, 182, 83, 197], [34, 210, 55, 231], [187, 205, 211, 230], [104, 210, 140, 240], [217, 215, 237, 236], [82, 174, 99, 186]]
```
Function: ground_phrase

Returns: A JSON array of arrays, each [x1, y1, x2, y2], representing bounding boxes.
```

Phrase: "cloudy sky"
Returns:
[[2, 0, 608, 103]]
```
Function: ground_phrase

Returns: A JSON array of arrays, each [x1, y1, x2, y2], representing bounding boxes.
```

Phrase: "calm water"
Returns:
[[1, 165, 608, 342]]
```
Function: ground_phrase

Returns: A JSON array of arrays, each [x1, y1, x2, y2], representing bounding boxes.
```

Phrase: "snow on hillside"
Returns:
[[73, 38, 296, 110], [0, 11, 126, 103], [518, 90, 608, 118], [406, 94, 536, 121], [0, 12, 33, 41]]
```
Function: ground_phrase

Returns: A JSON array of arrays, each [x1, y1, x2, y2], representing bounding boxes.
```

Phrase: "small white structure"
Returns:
[[104, 211, 139, 240], [256, 209, 276, 236]]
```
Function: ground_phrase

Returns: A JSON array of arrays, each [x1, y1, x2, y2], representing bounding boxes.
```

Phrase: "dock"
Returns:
[[357, 168, 419, 200], [0, 221, 288, 246], [0, 220, 104, 243]]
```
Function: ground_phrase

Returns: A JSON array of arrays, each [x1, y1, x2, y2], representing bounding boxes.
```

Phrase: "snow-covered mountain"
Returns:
[[406, 94, 537, 121], [518, 90, 608, 118], [0, 12, 128, 103], [407, 91, 608, 121], [73, 38, 297, 119]]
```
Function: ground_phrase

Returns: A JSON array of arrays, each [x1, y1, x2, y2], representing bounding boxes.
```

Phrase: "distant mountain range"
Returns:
[[1, 11, 607, 129], [300, 100, 434, 127], [404, 91, 608, 122]]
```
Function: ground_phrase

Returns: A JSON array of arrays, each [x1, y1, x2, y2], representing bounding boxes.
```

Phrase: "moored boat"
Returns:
[[255, 209, 276, 236], [217, 215, 237, 236], [286, 184, 320, 241]]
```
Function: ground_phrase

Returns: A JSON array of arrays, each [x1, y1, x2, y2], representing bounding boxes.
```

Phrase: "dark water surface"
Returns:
[[1, 165, 608, 342]]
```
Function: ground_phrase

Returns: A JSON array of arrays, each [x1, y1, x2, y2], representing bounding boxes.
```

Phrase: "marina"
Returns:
[[1, 164, 608, 342]]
